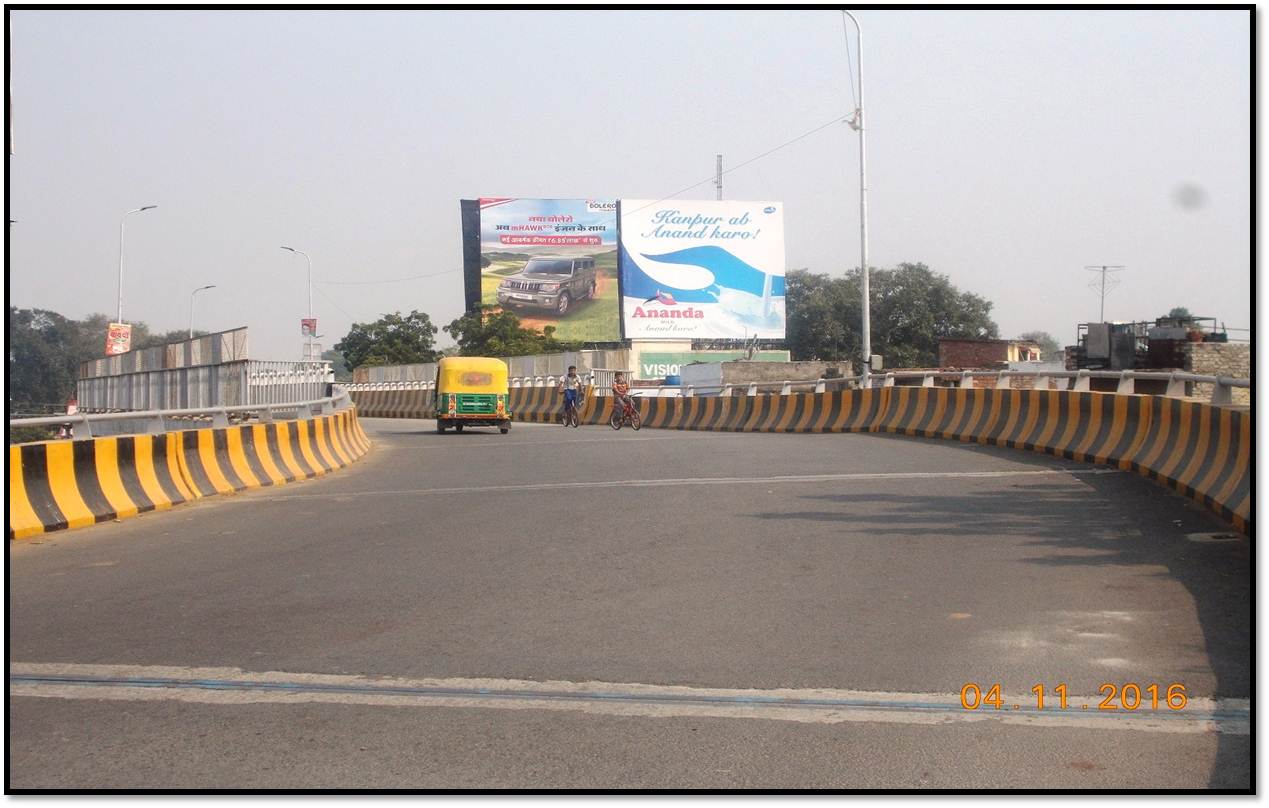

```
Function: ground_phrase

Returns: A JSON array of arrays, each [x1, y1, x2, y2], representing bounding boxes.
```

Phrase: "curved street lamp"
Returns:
[[281, 246, 314, 360], [189, 285, 217, 338], [117, 204, 158, 323]]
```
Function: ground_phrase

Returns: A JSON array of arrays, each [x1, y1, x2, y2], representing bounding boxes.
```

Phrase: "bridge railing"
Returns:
[[7, 390, 354, 440], [347, 370, 1248, 405]]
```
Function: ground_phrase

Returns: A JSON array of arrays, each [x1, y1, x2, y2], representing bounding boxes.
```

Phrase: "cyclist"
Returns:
[[611, 372, 633, 421], [559, 365, 583, 420]]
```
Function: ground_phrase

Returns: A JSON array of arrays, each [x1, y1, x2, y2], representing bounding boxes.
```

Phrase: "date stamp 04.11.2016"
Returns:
[[960, 683, 1189, 712]]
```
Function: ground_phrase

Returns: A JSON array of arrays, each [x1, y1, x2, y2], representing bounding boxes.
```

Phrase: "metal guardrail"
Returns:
[[8, 391, 353, 439], [76, 359, 333, 412], [345, 374, 600, 393], [343, 369, 1250, 406]]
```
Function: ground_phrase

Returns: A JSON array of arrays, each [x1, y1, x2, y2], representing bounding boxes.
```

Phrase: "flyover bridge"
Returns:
[[8, 405, 1251, 789]]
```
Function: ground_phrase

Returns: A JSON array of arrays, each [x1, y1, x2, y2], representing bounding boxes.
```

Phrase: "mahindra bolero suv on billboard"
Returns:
[[495, 256, 597, 316]]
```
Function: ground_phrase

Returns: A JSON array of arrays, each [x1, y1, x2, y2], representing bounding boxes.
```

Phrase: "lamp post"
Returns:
[[841, 11, 871, 387], [117, 205, 158, 323], [189, 285, 216, 338], [281, 246, 313, 360]]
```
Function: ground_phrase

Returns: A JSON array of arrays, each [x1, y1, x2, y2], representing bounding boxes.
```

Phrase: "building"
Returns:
[[937, 338, 1042, 369]]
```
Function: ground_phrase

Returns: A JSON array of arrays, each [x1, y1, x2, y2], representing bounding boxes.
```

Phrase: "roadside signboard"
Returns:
[[104, 322, 132, 356]]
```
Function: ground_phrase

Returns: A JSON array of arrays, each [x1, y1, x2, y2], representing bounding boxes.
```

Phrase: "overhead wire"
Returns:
[[623, 113, 851, 216]]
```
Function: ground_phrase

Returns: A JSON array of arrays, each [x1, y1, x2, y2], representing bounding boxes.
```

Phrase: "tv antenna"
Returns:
[[1084, 265, 1127, 322]]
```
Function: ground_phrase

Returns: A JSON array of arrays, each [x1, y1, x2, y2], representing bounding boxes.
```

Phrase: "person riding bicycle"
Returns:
[[611, 372, 633, 419], [559, 365, 583, 418]]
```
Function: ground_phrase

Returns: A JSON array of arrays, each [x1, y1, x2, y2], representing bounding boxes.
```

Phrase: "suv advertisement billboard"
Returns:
[[619, 200, 786, 340], [467, 198, 621, 343]]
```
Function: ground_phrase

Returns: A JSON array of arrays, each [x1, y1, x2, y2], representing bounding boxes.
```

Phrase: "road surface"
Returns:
[[8, 418, 1251, 789]]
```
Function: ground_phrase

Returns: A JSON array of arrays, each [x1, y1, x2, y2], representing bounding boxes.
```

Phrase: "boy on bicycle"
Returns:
[[611, 372, 633, 417], [559, 365, 583, 417]]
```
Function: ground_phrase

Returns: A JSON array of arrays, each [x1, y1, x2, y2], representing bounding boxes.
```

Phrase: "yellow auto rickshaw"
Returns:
[[434, 356, 512, 434]]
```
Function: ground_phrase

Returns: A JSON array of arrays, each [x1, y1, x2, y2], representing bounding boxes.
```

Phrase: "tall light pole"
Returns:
[[117, 205, 158, 323], [189, 284, 216, 338], [281, 246, 313, 360], [842, 11, 870, 386]]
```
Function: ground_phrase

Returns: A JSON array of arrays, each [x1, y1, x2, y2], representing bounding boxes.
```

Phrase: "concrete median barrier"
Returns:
[[347, 383, 1249, 533], [8, 408, 371, 540]]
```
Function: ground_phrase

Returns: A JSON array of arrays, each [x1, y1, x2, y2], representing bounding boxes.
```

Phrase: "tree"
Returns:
[[785, 263, 999, 368], [443, 305, 581, 357], [1017, 330, 1063, 362], [334, 311, 441, 370], [321, 349, 352, 382], [1165, 307, 1193, 321], [7, 308, 149, 409]]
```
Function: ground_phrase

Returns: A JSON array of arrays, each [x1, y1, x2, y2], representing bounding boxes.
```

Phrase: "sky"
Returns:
[[6, 9, 1252, 361]]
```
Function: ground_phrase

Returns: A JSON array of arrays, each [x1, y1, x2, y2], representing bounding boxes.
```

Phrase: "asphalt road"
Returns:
[[8, 418, 1251, 790]]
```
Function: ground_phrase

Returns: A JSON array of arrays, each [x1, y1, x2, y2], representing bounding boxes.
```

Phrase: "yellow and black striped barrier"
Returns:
[[9, 408, 371, 540], [350, 389, 434, 419], [350, 384, 1250, 533]]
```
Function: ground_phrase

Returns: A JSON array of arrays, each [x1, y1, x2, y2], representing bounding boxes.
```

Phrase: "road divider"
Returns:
[[347, 385, 1248, 532], [8, 408, 370, 540]]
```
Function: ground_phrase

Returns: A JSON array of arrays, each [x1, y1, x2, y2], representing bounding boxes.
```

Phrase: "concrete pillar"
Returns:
[[1166, 373, 1187, 398]]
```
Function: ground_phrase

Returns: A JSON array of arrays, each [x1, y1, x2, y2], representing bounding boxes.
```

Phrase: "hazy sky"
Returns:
[[7, 9, 1252, 360]]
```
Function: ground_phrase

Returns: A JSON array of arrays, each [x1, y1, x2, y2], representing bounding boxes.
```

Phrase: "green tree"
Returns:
[[1165, 307, 1193, 321], [443, 305, 581, 357], [1017, 330, 1063, 362], [334, 311, 441, 370], [7, 308, 151, 409], [785, 263, 999, 368], [784, 269, 860, 362], [321, 349, 353, 382]]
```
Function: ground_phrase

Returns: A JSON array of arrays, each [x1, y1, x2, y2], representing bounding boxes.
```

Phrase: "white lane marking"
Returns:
[[252, 468, 1118, 501], [9, 663, 1246, 734]]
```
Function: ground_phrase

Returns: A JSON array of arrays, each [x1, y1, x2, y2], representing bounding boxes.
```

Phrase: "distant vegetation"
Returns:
[[786, 263, 999, 368], [8, 307, 209, 413]]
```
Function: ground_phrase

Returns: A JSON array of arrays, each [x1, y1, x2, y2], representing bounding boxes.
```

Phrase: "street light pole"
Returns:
[[117, 205, 158, 323], [189, 284, 217, 338], [842, 11, 870, 387], [281, 246, 313, 360]]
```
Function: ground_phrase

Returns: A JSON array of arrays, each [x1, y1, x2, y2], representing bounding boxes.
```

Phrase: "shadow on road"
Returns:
[[744, 434, 1250, 789]]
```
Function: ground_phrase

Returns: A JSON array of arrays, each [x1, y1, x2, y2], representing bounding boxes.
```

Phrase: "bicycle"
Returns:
[[561, 392, 581, 428], [609, 394, 642, 431]]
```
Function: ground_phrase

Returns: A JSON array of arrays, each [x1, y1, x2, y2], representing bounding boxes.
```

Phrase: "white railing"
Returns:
[[343, 369, 1249, 405], [8, 391, 353, 439]]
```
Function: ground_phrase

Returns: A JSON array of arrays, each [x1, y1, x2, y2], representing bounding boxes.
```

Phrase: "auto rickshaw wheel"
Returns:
[[455, 423, 464, 433], [436, 420, 447, 434]]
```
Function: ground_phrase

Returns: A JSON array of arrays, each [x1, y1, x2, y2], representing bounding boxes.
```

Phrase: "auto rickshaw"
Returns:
[[434, 356, 512, 434]]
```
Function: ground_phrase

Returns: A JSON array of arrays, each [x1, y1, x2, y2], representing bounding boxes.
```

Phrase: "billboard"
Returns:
[[105, 322, 132, 356], [463, 198, 621, 343], [619, 200, 786, 340]]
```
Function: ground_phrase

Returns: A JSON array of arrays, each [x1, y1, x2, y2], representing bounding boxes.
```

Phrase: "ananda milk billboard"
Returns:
[[618, 200, 786, 340]]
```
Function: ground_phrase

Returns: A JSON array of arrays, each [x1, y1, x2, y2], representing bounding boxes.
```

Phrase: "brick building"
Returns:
[[937, 338, 1042, 369]]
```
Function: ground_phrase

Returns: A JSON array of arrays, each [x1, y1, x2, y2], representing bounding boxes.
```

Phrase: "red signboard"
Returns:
[[301, 318, 317, 337], [105, 322, 132, 356]]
